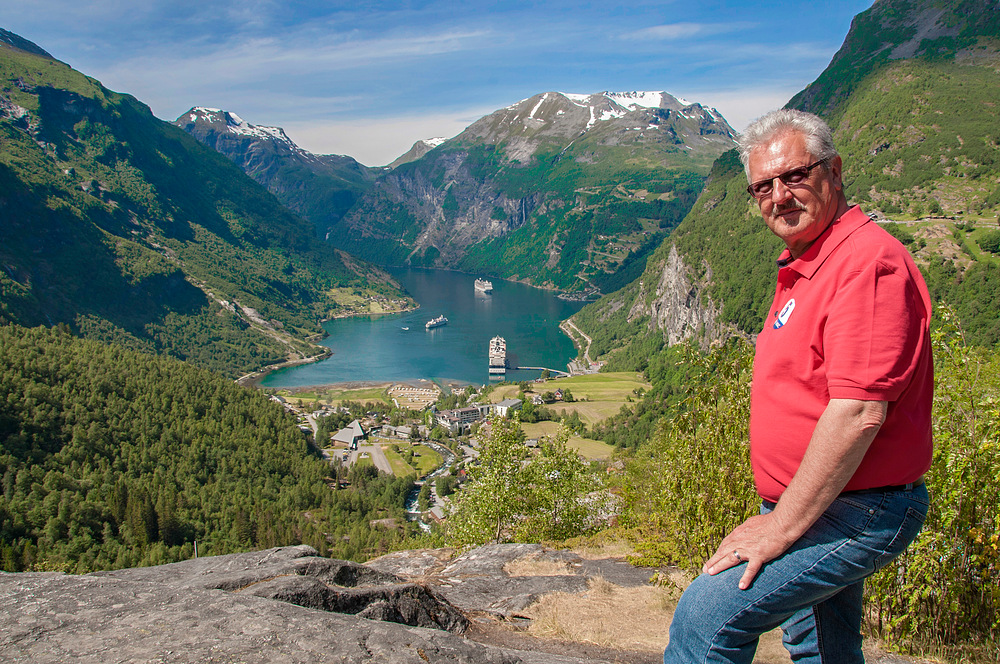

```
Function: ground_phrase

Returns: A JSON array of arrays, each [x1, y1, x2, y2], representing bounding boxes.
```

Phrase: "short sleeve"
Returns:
[[823, 246, 927, 401]]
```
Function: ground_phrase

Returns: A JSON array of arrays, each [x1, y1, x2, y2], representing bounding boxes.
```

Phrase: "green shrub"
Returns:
[[445, 418, 604, 545], [865, 308, 1000, 653], [620, 338, 756, 570], [979, 229, 1000, 253]]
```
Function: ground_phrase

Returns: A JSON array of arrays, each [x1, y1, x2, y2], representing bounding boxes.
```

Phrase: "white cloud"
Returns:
[[681, 87, 803, 132], [281, 108, 496, 166], [622, 22, 754, 41]]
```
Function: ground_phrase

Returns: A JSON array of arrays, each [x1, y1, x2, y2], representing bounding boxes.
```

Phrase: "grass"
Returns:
[[381, 444, 417, 477], [489, 372, 648, 455], [379, 442, 442, 478], [520, 421, 615, 460], [276, 384, 392, 407], [410, 443, 443, 476], [520, 574, 791, 662]]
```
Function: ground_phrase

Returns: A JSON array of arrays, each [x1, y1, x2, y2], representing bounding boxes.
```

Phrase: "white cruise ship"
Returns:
[[425, 315, 448, 329], [474, 278, 494, 294], [489, 336, 507, 374]]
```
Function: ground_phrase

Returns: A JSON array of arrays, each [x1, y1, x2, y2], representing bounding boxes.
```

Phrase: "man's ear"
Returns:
[[829, 155, 844, 191]]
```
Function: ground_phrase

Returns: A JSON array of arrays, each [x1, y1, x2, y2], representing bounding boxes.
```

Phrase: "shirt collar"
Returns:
[[775, 205, 870, 278]]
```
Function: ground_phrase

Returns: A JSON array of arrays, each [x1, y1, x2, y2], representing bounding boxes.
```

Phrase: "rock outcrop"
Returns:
[[0, 544, 661, 663], [94, 544, 468, 633], [625, 244, 734, 347], [368, 542, 658, 619]]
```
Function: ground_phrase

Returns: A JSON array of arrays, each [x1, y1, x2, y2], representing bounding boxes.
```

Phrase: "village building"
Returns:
[[492, 398, 522, 417], [332, 419, 366, 449], [435, 399, 523, 435]]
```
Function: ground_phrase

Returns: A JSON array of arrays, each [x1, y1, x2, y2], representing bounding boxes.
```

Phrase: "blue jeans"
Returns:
[[663, 484, 929, 663]]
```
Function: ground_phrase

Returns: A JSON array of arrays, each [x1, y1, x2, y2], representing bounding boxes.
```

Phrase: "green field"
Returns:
[[520, 421, 616, 460], [275, 384, 392, 407], [507, 372, 651, 426], [381, 442, 442, 478]]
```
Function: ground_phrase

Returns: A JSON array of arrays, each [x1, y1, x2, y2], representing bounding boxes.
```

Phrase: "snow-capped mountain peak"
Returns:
[[184, 107, 299, 151]]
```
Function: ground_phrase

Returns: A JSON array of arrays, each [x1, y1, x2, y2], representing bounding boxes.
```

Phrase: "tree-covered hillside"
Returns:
[[0, 325, 419, 573], [0, 33, 412, 377]]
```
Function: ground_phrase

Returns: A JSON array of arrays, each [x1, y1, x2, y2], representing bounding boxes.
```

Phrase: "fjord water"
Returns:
[[260, 269, 587, 388]]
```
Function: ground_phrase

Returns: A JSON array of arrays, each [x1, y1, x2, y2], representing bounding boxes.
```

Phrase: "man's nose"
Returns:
[[770, 177, 793, 203]]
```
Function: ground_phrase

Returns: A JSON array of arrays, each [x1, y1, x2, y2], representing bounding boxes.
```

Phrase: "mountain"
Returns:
[[388, 137, 448, 169], [174, 108, 380, 238], [0, 30, 412, 377], [333, 91, 736, 292], [573, 0, 1000, 366]]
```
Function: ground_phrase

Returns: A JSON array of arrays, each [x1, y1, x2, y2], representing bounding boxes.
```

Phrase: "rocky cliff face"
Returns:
[[625, 245, 732, 346], [580, 240, 735, 354]]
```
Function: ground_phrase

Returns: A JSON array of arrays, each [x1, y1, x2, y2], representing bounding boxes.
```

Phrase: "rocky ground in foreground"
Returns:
[[0, 543, 934, 663]]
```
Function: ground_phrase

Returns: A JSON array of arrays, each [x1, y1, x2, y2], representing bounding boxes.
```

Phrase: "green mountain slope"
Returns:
[[0, 33, 412, 376], [573, 0, 1000, 366], [335, 91, 736, 292], [174, 108, 379, 238], [0, 325, 418, 572]]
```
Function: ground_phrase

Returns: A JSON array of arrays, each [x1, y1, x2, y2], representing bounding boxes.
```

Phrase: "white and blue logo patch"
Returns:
[[773, 298, 796, 329]]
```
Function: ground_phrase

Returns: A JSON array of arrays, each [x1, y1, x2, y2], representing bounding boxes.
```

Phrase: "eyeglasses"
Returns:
[[746, 159, 827, 199]]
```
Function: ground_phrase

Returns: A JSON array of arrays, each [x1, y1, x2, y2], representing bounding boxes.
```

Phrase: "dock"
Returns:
[[516, 365, 570, 377]]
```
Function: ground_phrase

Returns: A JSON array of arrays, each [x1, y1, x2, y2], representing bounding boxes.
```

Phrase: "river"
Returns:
[[260, 268, 588, 388]]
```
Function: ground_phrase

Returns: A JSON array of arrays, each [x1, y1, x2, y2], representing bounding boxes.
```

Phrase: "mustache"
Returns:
[[773, 201, 806, 215]]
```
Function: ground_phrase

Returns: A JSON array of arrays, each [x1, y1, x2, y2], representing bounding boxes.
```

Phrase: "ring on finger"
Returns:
[[732, 550, 743, 562]]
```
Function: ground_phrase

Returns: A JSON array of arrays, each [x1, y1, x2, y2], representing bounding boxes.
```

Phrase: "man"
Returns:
[[663, 109, 932, 663]]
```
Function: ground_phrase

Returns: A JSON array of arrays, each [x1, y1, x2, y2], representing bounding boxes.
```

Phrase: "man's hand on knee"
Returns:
[[703, 513, 796, 590]]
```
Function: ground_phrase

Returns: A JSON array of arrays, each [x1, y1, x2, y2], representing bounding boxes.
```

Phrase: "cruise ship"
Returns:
[[425, 315, 448, 329], [489, 336, 507, 375], [474, 278, 494, 294]]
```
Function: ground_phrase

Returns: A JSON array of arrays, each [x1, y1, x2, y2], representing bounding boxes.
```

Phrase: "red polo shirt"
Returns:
[[749, 206, 933, 502]]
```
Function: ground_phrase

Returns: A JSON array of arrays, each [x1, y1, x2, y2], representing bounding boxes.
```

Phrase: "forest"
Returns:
[[0, 324, 421, 573]]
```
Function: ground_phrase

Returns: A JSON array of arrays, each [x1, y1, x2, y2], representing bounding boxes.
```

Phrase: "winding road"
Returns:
[[561, 318, 594, 367]]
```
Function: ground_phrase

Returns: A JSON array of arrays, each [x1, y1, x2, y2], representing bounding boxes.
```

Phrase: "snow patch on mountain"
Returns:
[[188, 107, 298, 150], [559, 92, 591, 105], [599, 108, 627, 122], [529, 93, 550, 119], [605, 91, 665, 110]]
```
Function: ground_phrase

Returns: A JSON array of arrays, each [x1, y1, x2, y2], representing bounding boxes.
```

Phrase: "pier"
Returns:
[[516, 365, 570, 377]]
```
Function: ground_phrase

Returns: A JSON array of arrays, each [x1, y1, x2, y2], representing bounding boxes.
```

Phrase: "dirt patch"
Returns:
[[511, 575, 792, 663]]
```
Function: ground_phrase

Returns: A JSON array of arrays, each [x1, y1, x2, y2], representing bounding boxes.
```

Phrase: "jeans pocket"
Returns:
[[815, 494, 878, 539], [873, 505, 926, 571]]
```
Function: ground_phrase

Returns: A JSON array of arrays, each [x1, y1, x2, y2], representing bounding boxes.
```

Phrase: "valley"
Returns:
[[3, 1, 1000, 660]]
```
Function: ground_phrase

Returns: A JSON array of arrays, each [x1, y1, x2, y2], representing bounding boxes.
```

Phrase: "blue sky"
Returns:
[[5, 0, 874, 166]]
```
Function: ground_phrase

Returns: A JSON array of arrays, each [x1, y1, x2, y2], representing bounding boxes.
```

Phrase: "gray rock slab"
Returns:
[[367, 543, 661, 618], [94, 545, 466, 633], [95, 544, 401, 590], [0, 572, 614, 664]]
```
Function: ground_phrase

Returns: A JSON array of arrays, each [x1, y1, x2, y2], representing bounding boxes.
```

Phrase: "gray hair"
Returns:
[[736, 109, 838, 179]]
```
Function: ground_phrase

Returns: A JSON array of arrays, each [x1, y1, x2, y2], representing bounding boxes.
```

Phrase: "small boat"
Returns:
[[425, 315, 448, 330], [401, 326, 409, 331]]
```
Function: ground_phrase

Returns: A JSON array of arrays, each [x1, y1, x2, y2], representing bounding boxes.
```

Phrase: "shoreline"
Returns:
[[237, 302, 421, 389], [240, 267, 586, 391], [269, 377, 473, 395]]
